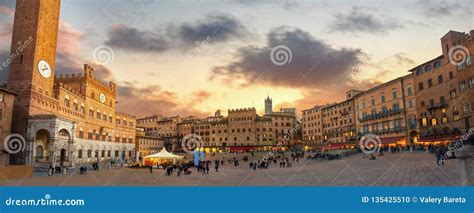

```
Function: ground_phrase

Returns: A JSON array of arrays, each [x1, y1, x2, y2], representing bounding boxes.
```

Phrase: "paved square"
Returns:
[[0, 152, 462, 186]]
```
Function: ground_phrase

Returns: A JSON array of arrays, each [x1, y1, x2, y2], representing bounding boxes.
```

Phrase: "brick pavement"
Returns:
[[0, 152, 462, 186]]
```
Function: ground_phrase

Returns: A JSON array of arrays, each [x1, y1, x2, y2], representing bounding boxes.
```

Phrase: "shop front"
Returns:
[[415, 135, 461, 149]]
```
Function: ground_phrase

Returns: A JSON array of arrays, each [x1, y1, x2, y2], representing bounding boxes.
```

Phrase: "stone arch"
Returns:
[[34, 129, 51, 162], [57, 129, 72, 166]]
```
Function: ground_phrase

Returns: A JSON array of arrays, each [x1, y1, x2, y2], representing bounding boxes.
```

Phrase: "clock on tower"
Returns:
[[7, 0, 61, 97]]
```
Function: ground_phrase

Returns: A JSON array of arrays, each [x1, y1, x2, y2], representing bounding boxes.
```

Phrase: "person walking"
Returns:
[[435, 146, 443, 166], [149, 165, 153, 173], [440, 146, 446, 165]]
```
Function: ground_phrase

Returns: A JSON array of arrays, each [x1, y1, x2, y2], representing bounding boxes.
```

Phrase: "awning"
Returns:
[[417, 135, 461, 143], [143, 148, 183, 159], [380, 136, 405, 144], [324, 143, 345, 149]]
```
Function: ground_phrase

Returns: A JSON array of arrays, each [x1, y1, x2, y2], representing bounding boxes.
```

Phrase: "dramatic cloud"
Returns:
[[231, 0, 299, 10], [190, 90, 211, 105], [55, 21, 115, 81], [419, 0, 461, 17], [210, 26, 365, 88], [207, 26, 390, 114], [392, 53, 416, 65], [349, 52, 417, 88], [177, 13, 247, 45], [105, 25, 170, 53], [105, 13, 248, 53], [116, 82, 210, 118], [329, 7, 403, 34]]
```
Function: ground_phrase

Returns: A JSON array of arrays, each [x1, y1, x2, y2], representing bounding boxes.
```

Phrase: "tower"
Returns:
[[6, 0, 61, 133], [7, 0, 61, 95], [265, 95, 272, 115]]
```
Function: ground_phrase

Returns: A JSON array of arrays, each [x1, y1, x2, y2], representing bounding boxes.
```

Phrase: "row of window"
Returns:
[[303, 114, 321, 121], [359, 103, 401, 118], [303, 128, 322, 135], [78, 131, 133, 144], [64, 96, 134, 128], [459, 77, 474, 92], [415, 61, 442, 76], [303, 121, 321, 128], [356, 89, 406, 111], [77, 149, 131, 159], [360, 119, 403, 132], [302, 108, 320, 115], [322, 106, 352, 116], [322, 118, 353, 127], [229, 117, 253, 122], [418, 72, 455, 91]]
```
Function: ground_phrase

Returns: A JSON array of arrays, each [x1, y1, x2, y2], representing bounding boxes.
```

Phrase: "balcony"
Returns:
[[358, 109, 405, 122], [426, 102, 448, 111], [358, 127, 404, 136]]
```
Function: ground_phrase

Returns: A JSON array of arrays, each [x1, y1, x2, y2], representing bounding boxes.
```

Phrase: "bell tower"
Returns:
[[7, 0, 61, 136], [7, 0, 61, 97], [265, 95, 272, 115]]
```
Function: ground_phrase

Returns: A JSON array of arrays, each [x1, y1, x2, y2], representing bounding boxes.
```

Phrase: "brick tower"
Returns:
[[6, 0, 61, 135]]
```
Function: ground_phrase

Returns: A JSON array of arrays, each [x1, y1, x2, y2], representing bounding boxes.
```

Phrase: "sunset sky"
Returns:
[[0, 0, 472, 118]]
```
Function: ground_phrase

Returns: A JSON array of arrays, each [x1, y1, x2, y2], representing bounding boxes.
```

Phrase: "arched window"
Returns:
[[73, 99, 78, 111], [88, 130, 93, 139], [79, 129, 84, 138], [425, 65, 432, 72], [64, 95, 70, 107], [35, 145, 44, 159], [416, 68, 423, 76], [89, 107, 94, 117]]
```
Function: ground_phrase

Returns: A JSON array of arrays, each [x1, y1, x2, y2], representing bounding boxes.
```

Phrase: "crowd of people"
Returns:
[[307, 151, 350, 160], [69, 144, 460, 178]]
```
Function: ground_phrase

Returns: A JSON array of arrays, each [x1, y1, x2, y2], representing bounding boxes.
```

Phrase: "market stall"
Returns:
[[143, 148, 184, 166]]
